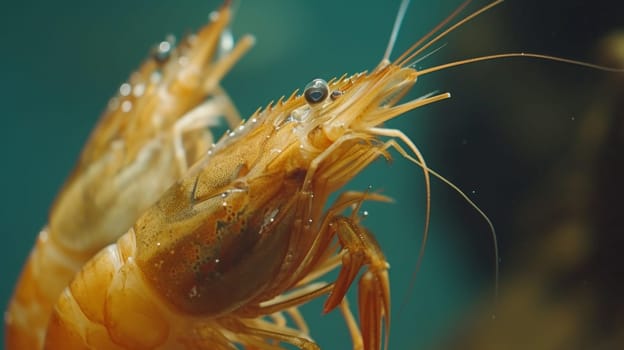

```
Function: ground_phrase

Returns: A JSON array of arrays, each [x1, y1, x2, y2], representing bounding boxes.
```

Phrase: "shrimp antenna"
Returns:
[[416, 52, 624, 76], [408, 43, 448, 68], [393, 0, 473, 65], [395, 0, 503, 66], [383, 0, 411, 62]]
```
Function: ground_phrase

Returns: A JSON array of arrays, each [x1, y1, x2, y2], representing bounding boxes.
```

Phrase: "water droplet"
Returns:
[[188, 285, 198, 298], [178, 56, 189, 66], [133, 83, 145, 97], [218, 28, 234, 57], [121, 100, 132, 113], [150, 71, 162, 84], [119, 83, 131, 96], [153, 35, 175, 62]]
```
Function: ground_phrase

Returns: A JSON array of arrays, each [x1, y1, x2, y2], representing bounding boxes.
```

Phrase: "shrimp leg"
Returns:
[[325, 216, 390, 350]]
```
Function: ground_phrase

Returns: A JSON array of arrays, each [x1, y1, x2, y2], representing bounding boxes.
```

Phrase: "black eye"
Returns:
[[304, 79, 329, 105]]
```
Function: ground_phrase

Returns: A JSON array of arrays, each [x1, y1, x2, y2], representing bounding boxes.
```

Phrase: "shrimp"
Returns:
[[38, 1, 492, 348], [4, 2, 254, 348], [23, 0, 624, 349]]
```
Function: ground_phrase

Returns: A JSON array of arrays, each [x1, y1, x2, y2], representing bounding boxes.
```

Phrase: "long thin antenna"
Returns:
[[416, 52, 624, 76], [398, 0, 504, 67], [408, 43, 448, 67], [394, 0, 472, 66], [383, 0, 411, 62]]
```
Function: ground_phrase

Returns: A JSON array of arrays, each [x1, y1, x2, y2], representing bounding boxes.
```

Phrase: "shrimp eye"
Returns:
[[304, 79, 329, 105]]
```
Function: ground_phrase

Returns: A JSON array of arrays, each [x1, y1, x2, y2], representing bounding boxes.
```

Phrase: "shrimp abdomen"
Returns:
[[45, 231, 172, 350]]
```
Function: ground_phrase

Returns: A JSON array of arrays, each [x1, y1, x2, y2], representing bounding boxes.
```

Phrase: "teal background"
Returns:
[[1, 1, 622, 349]]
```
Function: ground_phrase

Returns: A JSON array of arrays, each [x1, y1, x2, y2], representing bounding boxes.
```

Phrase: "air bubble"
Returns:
[[121, 100, 132, 113], [188, 285, 198, 298], [218, 28, 234, 58], [150, 71, 162, 84], [133, 83, 145, 97], [178, 56, 189, 66], [119, 83, 131, 96], [154, 260, 164, 269]]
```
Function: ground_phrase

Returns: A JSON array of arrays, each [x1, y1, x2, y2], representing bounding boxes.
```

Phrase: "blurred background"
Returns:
[[1, 0, 623, 349]]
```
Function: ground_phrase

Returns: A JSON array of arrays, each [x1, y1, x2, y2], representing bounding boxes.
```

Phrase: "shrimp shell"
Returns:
[[5, 2, 253, 348], [39, 0, 464, 341]]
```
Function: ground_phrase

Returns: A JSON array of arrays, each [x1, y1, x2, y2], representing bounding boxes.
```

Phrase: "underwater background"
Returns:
[[1, 0, 623, 348]]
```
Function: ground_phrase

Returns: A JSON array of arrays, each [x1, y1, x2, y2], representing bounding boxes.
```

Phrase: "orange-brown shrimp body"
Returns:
[[41, 0, 624, 348], [5, 2, 254, 348], [42, 15, 452, 347]]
